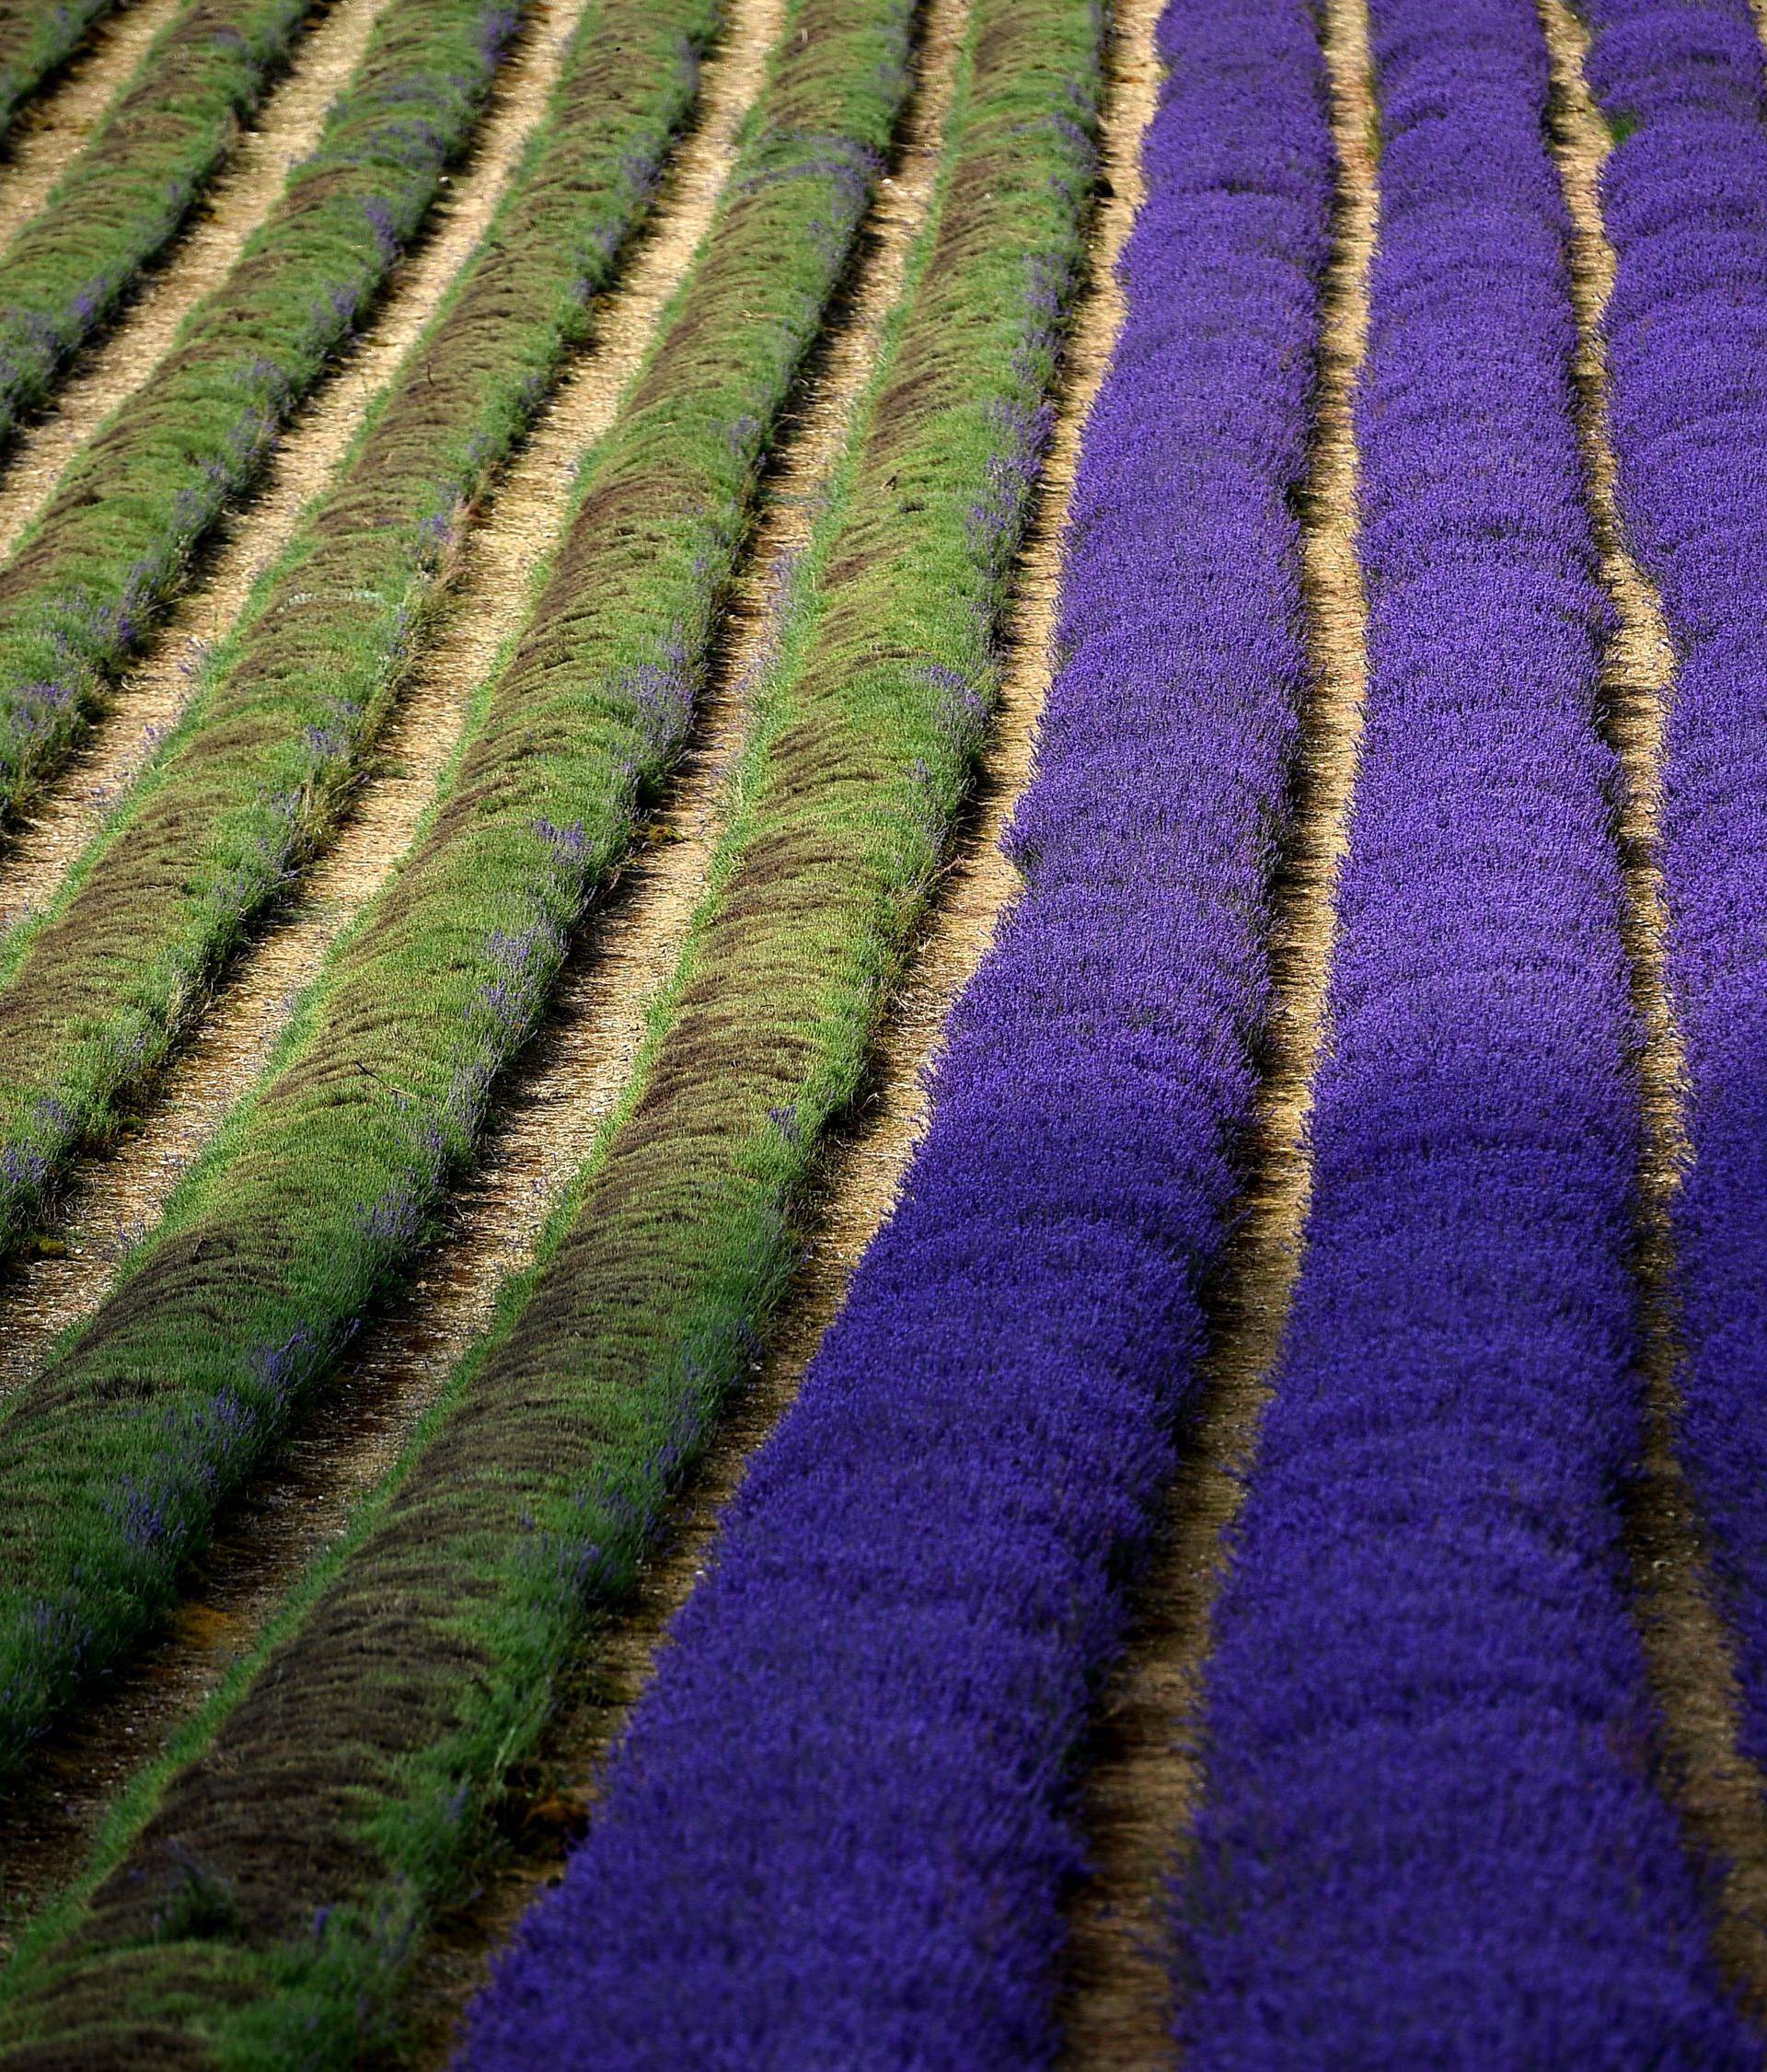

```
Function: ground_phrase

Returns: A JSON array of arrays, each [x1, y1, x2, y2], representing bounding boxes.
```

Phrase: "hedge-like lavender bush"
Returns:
[[0, 0, 911, 1784], [1173, 0, 1754, 2061], [1581, 0, 1767, 1785], [456, 0, 1332, 2061]]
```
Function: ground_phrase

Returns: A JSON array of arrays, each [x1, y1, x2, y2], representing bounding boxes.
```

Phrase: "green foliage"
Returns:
[[0, 0, 1103, 2058], [0, 0, 912, 1785], [0, 0, 319, 448], [0, 0, 525, 825], [0, 0, 721, 1253], [0, 0, 117, 143]]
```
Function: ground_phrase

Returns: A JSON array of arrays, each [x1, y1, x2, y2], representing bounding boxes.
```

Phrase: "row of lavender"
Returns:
[[1177, 0, 1750, 2056], [1587, 0, 1767, 1793], [463, 0, 1333, 2059], [464, 0, 1767, 2061]]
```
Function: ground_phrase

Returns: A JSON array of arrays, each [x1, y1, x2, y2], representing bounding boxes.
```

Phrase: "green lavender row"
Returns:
[[0, 0, 910, 1782], [0, 0, 321, 450], [0, 0, 722, 1255], [0, 0, 525, 824], [0, 0, 1099, 2059], [0, 0, 118, 145]]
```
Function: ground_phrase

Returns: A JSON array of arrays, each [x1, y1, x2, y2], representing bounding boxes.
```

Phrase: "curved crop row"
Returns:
[[1173, 0, 1753, 2060], [0, 0, 722, 1257], [0, 0, 318, 451], [1579, 0, 1767, 1785], [0, 0, 910, 1782], [0, 0, 1098, 2059], [0, 0, 118, 144], [456, 0, 1330, 2062], [0, 0, 522, 827]]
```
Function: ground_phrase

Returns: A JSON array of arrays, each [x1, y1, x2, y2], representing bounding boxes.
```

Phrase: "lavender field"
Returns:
[[0, 0, 1761, 2063]]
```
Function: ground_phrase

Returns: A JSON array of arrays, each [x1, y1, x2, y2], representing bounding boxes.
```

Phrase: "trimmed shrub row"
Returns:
[[458, 0, 1332, 2061], [0, 0, 1099, 2059], [1174, 0, 1752, 2057], [0, 0, 321, 451], [1582, 0, 1767, 1793], [0, 0, 525, 824], [0, 0, 119, 145], [0, 0, 722, 1254], [0, 0, 913, 1788]]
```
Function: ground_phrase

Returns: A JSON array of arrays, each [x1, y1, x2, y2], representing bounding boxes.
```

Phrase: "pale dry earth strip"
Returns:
[[0, 0, 592, 937], [0, 0, 391, 561], [1055, 0, 1377, 2060], [0, 0, 789, 1399], [0, 0, 793, 1930], [0, 0, 188, 248], [1539, 0, 1767, 2014]]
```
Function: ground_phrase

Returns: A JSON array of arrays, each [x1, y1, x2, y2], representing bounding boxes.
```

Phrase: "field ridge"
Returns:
[[0, 0, 188, 252], [0, 0, 597, 953]]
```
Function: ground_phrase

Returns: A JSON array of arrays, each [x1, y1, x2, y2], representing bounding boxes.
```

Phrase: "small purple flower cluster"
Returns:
[[1177, 0, 1752, 2061], [1582, 0, 1767, 1781], [460, 0, 1334, 2060]]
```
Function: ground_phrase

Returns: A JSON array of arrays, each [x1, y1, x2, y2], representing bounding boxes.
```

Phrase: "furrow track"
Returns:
[[0, 0, 792, 1927], [1540, 0, 1767, 2013], [0, 0, 186, 243], [1055, 0, 1376, 2058], [0, 0, 390, 563], [0, 0, 594, 939]]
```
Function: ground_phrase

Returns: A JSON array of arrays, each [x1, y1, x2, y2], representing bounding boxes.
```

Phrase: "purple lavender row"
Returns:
[[1172, 0, 1754, 2060], [1580, 0, 1767, 1781], [461, 0, 1332, 2061]]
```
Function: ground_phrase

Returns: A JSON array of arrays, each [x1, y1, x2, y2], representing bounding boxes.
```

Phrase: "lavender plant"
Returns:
[[456, 0, 1331, 2058], [0, 0, 912, 1785], [0, 0, 116, 143], [0, 0, 1100, 2057], [1173, 0, 1753, 2057], [0, 0, 721, 1257], [0, 0, 525, 824]]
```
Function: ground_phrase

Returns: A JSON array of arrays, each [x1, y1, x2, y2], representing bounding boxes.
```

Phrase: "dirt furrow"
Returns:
[[0, 0, 800, 1931], [1051, 2, 1376, 2062], [0, 0, 594, 939], [1540, 0, 1767, 2013], [0, 0, 391, 561], [0, 0, 187, 244]]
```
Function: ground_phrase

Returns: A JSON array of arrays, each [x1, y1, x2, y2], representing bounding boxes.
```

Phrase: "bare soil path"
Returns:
[[1540, 0, 1767, 2015], [1054, 0, 1377, 2059], [0, 0, 391, 561]]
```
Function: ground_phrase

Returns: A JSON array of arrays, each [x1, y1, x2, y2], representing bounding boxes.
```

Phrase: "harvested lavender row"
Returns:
[[0, 0, 317, 450], [459, 0, 1332, 2060], [1173, 0, 1754, 2059], [0, 0, 523, 822], [1580, 0, 1767, 1778]]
